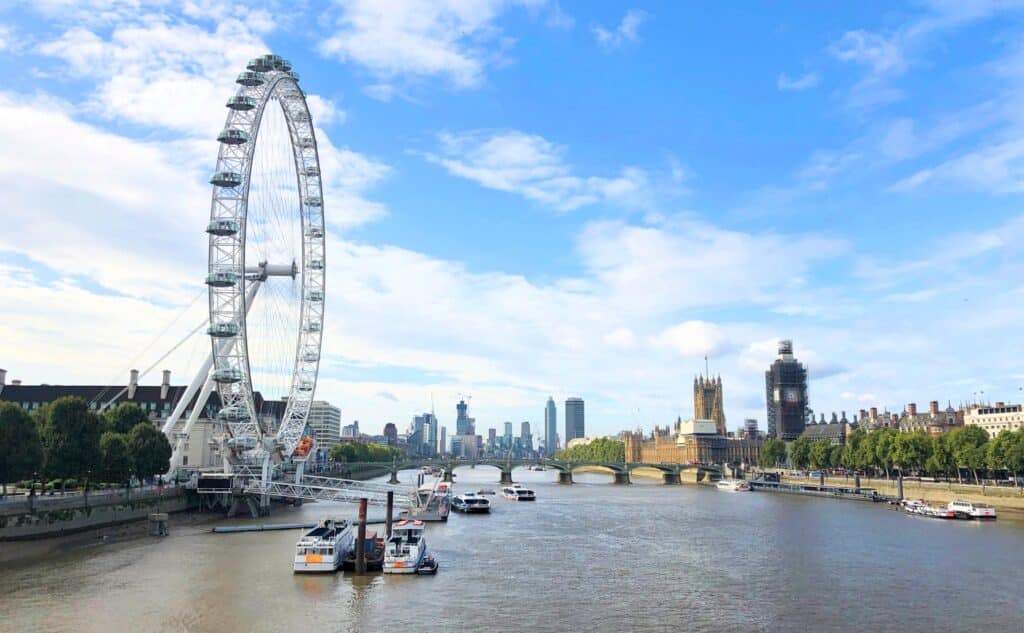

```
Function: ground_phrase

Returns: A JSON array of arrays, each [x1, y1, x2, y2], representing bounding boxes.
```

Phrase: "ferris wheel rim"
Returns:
[[205, 54, 325, 463]]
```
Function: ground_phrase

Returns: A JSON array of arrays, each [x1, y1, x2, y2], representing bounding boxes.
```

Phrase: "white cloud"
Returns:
[[830, 30, 905, 75], [320, 0, 541, 89], [592, 8, 647, 51], [39, 18, 268, 135], [306, 94, 346, 126], [891, 137, 1024, 192], [653, 321, 728, 357], [424, 129, 648, 211], [545, 2, 575, 29], [603, 327, 636, 349], [777, 71, 819, 92]]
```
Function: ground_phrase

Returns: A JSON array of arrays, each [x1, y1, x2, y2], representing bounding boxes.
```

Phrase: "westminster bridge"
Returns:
[[368, 458, 727, 486]]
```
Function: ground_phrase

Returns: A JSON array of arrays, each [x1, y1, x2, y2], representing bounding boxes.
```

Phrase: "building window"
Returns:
[[182, 456, 189, 466]]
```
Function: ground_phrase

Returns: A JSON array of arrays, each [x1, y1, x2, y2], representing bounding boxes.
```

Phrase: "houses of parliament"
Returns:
[[623, 373, 762, 465]]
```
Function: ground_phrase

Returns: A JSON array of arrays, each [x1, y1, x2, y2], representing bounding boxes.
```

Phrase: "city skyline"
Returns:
[[2, 2, 1024, 438]]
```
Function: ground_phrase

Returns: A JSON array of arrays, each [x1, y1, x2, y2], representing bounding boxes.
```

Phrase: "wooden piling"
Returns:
[[385, 491, 394, 541], [356, 498, 367, 575]]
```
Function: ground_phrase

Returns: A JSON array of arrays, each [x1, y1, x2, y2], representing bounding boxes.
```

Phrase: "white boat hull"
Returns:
[[293, 557, 342, 573]]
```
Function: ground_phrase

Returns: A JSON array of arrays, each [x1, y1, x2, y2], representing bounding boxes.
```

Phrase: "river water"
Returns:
[[2, 468, 1023, 633]]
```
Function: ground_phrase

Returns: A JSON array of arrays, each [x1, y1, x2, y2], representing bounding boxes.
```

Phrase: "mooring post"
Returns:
[[854, 472, 861, 491], [897, 472, 904, 501], [356, 498, 368, 575], [819, 471, 825, 487], [389, 458, 400, 485], [386, 490, 394, 539]]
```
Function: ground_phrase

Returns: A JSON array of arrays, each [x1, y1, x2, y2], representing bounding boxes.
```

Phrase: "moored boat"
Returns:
[[293, 517, 354, 573], [501, 484, 536, 500], [716, 479, 751, 491], [416, 552, 439, 575], [452, 492, 491, 513], [341, 531, 385, 571], [401, 480, 452, 522], [384, 520, 427, 574], [947, 499, 997, 520], [902, 499, 962, 519]]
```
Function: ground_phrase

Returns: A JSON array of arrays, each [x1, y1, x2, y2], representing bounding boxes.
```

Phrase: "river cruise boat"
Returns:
[[902, 499, 962, 519], [501, 484, 536, 501], [293, 517, 355, 573], [452, 492, 491, 513], [401, 481, 452, 522], [716, 479, 751, 491], [383, 520, 427, 574], [947, 499, 997, 520]]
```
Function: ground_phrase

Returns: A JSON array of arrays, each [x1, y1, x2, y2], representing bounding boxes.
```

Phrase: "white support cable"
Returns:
[[99, 317, 209, 413]]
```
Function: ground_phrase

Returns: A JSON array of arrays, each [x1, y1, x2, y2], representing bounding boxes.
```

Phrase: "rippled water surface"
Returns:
[[2, 468, 1023, 633]]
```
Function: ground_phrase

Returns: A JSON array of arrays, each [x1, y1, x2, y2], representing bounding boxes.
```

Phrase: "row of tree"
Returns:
[[0, 398, 172, 494], [555, 438, 625, 463], [328, 441, 402, 463], [759, 426, 1024, 484]]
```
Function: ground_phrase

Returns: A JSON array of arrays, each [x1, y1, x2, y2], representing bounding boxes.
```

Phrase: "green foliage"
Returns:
[[0, 402, 43, 489], [128, 422, 172, 482], [329, 442, 401, 463], [926, 432, 956, 476], [892, 431, 931, 473], [841, 428, 866, 470], [100, 432, 132, 484], [873, 427, 898, 476], [828, 444, 844, 469], [556, 438, 625, 463], [103, 402, 150, 435], [759, 439, 787, 467], [948, 425, 988, 483], [807, 439, 833, 470], [788, 436, 811, 469], [37, 397, 102, 480]]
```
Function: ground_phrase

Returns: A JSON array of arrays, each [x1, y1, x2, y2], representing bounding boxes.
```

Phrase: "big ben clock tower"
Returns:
[[765, 340, 808, 441]]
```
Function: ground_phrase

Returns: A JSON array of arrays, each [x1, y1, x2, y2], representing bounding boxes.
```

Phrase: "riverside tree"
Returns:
[[103, 402, 150, 435], [893, 431, 931, 475], [788, 436, 811, 470], [99, 432, 132, 485], [807, 439, 832, 471], [0, 402, 43, 496], [329, 441, 401, 463], [556, 438, 625, 463], [949, 425, 988, 484], [37, 396, 102, 484], [128, 422, 172, 483], [759, 439, 787, 468]]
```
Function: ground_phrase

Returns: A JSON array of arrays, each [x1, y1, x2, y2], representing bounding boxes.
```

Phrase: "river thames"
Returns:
[[2, 468, 1023, 633]]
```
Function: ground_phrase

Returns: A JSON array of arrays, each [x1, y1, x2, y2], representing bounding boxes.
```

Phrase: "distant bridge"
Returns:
[[382, 458, 725, 485]]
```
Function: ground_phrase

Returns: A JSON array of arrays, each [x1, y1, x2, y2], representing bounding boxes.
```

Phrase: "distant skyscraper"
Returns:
[[487, 427, 497, 450], [520, 421, 532, 452], [383, 422, 398, 445], [765, 340, 808, 441], [440, 426, 447, 456], [694, 374, 726, 435], [456, 400, 470, 435], [413, 412, 438, 456], [545, 396, 557, 455], [565, 397, 585, 443]]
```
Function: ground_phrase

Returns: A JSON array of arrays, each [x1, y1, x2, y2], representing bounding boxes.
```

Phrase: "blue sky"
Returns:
[[2, 1, 1024, 441]]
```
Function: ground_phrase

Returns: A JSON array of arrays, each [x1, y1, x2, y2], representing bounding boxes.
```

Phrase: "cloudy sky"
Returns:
[[2, 1, 1023, 440]]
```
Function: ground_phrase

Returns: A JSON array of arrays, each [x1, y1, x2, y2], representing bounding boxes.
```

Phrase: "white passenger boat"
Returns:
[[383, 520, 427, 574], [501, 484, 536, 500], [947, 499, 997, 520], [452, 492, 491, 513], [716, 479, 751, 492], [293, 517, 355, 573], [902, 499, 961, 519], [401, 480, 452, 522]]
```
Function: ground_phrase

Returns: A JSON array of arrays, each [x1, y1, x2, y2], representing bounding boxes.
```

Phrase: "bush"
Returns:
[[45, 482, 54, 491], [49, 479, 63, 489], [18, 480, 32, 489], [64, 478, 78, 489]]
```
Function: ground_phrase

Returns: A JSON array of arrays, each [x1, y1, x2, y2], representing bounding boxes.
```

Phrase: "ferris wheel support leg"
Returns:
[[164, 372, 218, 478], [295, 460, 306, 484]]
